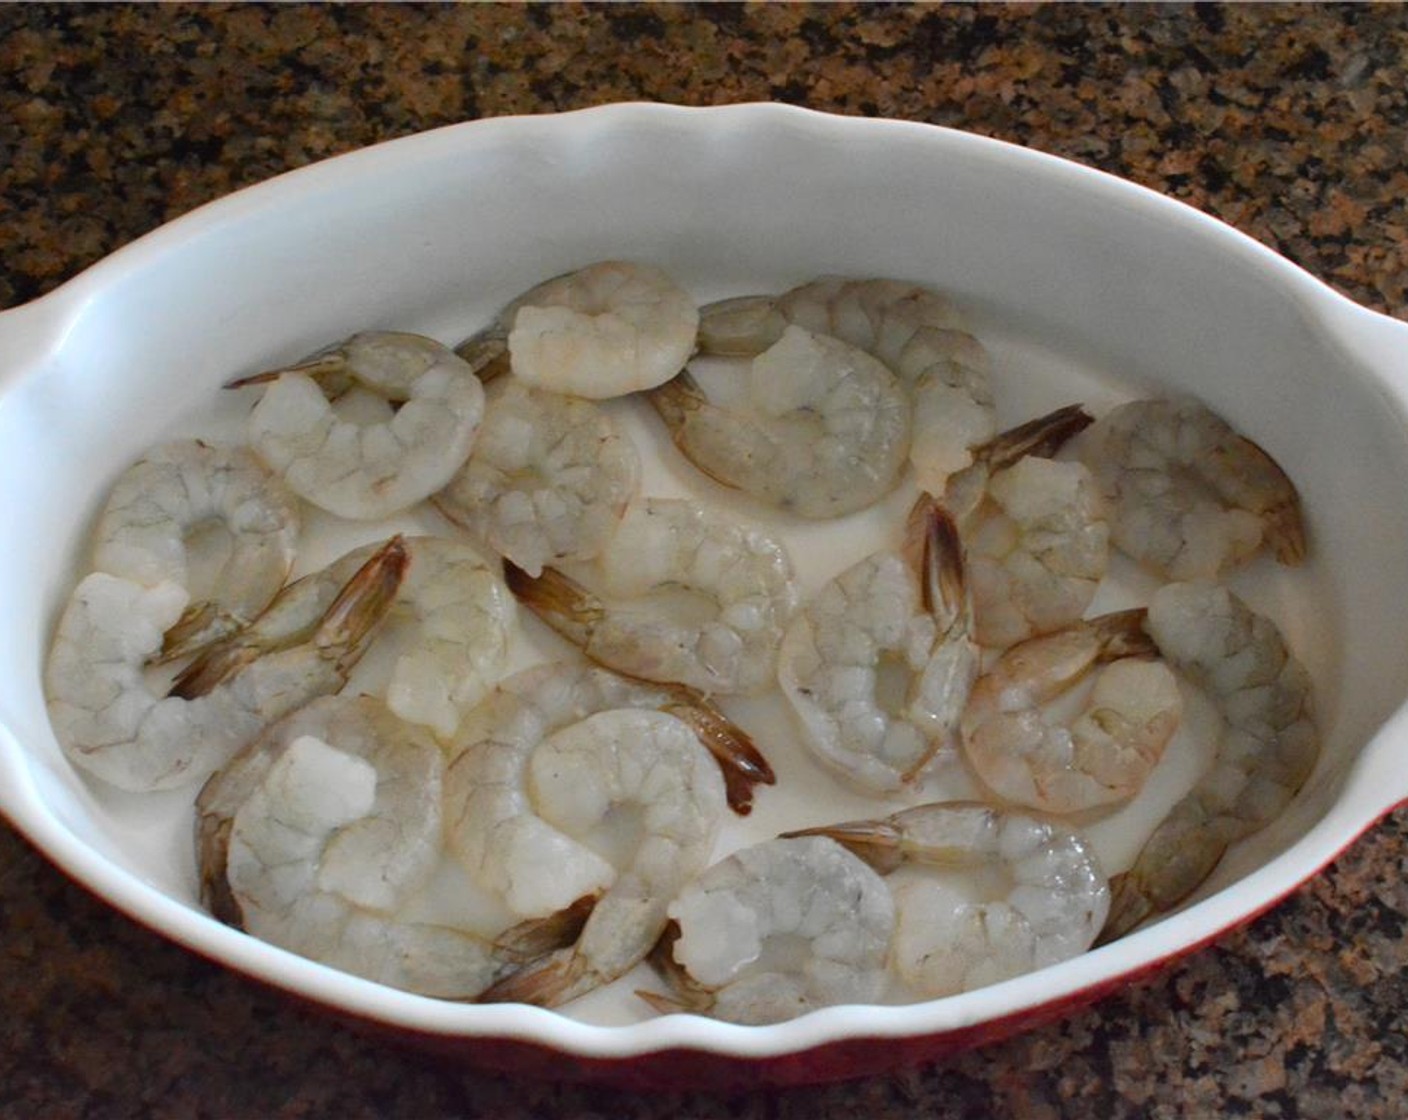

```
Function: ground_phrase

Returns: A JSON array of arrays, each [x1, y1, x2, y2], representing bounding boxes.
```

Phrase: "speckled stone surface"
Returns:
[[3, 4, 1407, 1116]]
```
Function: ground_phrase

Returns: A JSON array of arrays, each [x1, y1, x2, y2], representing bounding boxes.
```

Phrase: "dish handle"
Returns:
[[0, 296, 67, 396], [1329, 302, 1408, 396]]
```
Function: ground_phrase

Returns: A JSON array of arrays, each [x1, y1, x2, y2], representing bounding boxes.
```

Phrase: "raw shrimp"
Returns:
[[463, 261, 699, 400], [777, 494, 979, 794], [789, 802, 1109, 998], [89, 439, 300, 659], [434, 377, 640, 577], [445, 664, 770, 919], [943, 405, 1108, 649], [447, 700, 729, 1008], [649, 324, 911, 518], [505, 497, 797, 696], [175, 536, 514, 742], [231, 331, 486, 521], [641, 835, 895, 1024], [197, 695, 514, 999], [45, 538, 406, 792], [960, 610, 1183, 814], [1099, 581, 1318, 942], [698, 277, 997, 491], [1078, 395, 1306, 580]]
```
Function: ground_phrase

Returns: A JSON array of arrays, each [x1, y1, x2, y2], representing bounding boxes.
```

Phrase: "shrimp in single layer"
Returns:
[[176, 536, 514, 742], [197, 695, 519, 999], [434, 377, 641, 577], [641, 834, 895, 1024], [462, 260, 699, 400], [959, 610, 1183, 814], [1099, 581, 1318, 942], [505, 497, 797, 696], [649, 323, 911, 518], [698, 276, 997, 491], [447, 699, 728, 1008], [445, 664, 770, 920], [777, 494, 979, 794], [943, 405, 1108, 649], [89, 439, 301, 660], [1077, 395, 1307, 580], [231, 331, 486, 521], [790, 802, 1109, 998], [45, 538, 406, 792]]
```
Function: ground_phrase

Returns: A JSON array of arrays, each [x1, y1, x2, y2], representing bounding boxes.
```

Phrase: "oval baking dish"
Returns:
[[2, 103, 1407, 1089]]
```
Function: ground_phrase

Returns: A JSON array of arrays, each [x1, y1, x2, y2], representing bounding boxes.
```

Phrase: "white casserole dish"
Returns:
[[1, 102, 1407, 1089]]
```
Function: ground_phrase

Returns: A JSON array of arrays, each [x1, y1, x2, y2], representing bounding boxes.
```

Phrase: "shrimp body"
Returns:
[[175, 536, 514, 742], [506, 497, 797, 695], [1078, 396, 1306, 580], [650, 324, 911, 518], [198, 695, 507, 999], [45, 539, 406, 792], [777, 495, 979, 793], [236, 331, 486, 521], [446, 664, 768, 923], [960, 610, 1183, 814], [434, 378, 640, 577], [793, 802, 1109, 998], [90, 439, 301, 659], [490, 260, 699, 399], [1100, 581, 1318, 941], [645, 835, 895, 1024], [699, 277, 997, 491]]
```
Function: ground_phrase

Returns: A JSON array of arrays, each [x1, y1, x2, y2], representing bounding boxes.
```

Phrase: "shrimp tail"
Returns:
[[1090, 606, 1157, 661], [657, 684, 776, 816], [502, 560, 606, 646], [781, 819, 908, 874], [158, 600, 236, 663], [453, 328, 512, 382], [493, 894, 599, 963], [637, 920, 714, 1015], [976, 403, 1094, 470], [477, 946, 591, 1008], [904, 494, 969, 624], [224, 350, 349, 390]]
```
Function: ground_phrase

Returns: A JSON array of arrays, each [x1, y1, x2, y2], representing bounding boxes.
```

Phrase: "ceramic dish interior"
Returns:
[[2, 103, 1408, 1086]]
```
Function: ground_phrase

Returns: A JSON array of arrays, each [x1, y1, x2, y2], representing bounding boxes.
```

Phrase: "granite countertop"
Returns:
[[3, 4, 1406, 1116]]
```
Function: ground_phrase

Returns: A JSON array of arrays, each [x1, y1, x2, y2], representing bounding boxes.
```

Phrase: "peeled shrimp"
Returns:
[[198, 695, 513, 999], [89, 439, 300, 659], [45, 538, 406, 792], [960, 610, 1183, 815], [445, 664, 769, 915], [232, 331, 486, 521], [176, 536, 513, 742], [434, 377, 640, 577], [446, 689, 729, 1007], [649, 324, 911, 518], [943, 405, 1108, 649], [790, 802, 1109, 998], [1078, 395, 1306, 580], [464, 260, 699, 400], [698, 276, 997, 491], [777, 494, 979, 794], [505, 497, 797, 696], [642, 834, 895, 1024], [1099, 581, 1318, 941]]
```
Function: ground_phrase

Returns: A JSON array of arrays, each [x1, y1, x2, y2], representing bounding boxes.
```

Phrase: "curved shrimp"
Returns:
[[230, 331, 486, 521], [462, 260, 699, 400], [698, 276, 997, 491], [433, 377, 641, 577], [648, 323, 911, 518], [943, 405, 1108, 649], [1077, 395, 1307, 580], [44, 538, 406, 792], [446, 700, 729, 1008], [777, 494, 979, 794], [790, 802, 1109, 998], [959, 610, 1183, 815], [641, 835, 895, 1024], [197, 695, 516, 999], [175, 536, 514, 742], [504, 497, 797, 696], [1099, 581, 1318, 942], [89, 439, 301, 660]]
